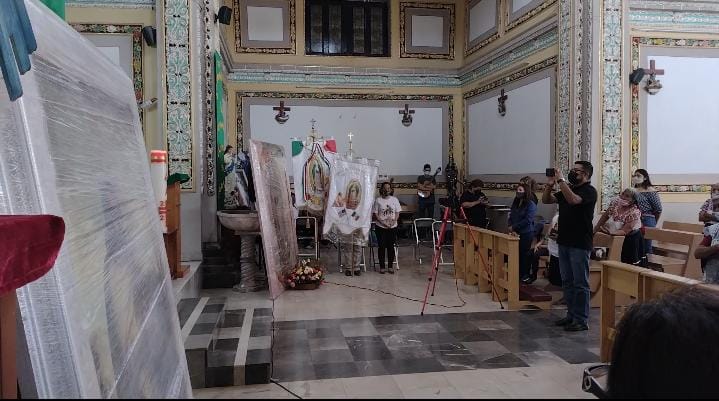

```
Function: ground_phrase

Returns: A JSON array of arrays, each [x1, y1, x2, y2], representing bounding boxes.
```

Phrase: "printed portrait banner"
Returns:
[[292, 138, 336, 215], [249, 140, 299, 299], [323, 156, 379, 243]]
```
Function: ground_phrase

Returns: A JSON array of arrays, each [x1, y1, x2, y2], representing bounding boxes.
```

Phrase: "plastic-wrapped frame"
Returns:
[[0, 1, 191, 397]]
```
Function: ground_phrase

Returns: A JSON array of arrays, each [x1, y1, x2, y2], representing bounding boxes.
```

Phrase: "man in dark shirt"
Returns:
[[542, 161, 597, 332], [416, 164, 437, 219], [460, 179, 489, 228]]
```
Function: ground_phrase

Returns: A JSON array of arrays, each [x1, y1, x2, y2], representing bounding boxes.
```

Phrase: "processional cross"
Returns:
[[346, 131, 355, 158]]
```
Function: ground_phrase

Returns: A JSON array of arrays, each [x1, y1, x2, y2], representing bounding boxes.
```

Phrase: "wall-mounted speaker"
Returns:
[[142, 26, 157, 48], [215, 6, 232, 25], [629, 68, 645, 85]]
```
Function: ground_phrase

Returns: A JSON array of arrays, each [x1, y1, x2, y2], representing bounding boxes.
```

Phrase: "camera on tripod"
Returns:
[[438, 160, 463, 220]]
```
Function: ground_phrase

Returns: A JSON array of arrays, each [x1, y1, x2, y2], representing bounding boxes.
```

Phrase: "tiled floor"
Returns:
[[190, 243, 599, 398]]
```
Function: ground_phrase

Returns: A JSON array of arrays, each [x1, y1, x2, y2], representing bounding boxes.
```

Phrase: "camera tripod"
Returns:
[[419, 191, 505, 315]]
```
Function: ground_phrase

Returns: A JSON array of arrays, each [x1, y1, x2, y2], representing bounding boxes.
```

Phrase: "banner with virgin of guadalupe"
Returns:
[[249, 140, 298, 299], [292, 139, 336, 215], [323, 156, 379, 243]]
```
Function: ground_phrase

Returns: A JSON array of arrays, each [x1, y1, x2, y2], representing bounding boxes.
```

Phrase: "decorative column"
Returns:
[[557, 0, 593, 169], [597, 0, 626, 208], [163, 0, 194, 190]]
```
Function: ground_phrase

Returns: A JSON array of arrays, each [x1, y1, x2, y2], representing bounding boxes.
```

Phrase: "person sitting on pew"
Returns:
[[460, 179, 490, 228], [607, 286, 719, 398], [593, 188, 647, 267], [699, 183, 719, 227], [694, 222, 719, 284]]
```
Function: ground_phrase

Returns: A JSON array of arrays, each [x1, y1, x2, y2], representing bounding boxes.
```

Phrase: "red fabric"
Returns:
[[324, 139, 337, 153], [702, 235, 711, 247], [0, 215, 65, 296]]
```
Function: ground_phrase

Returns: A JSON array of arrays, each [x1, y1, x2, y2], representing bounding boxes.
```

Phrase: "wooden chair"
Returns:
[[644, 228, 703, 279]]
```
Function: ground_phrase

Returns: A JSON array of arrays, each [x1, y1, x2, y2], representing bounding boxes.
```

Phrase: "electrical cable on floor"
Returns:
[[269, 295, 303, 400], [323, 274, 467, 309]]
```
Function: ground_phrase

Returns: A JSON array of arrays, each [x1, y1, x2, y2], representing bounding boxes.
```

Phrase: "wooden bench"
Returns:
[[652, 221, 704, 257], [644, 228, 703, 279], [454, 224, 551, 310], [588, 232, 626, 308], [600, 261, 703, 362]]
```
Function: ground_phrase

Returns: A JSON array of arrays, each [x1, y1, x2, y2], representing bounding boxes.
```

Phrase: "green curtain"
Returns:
[[40, 0, 65, 20]]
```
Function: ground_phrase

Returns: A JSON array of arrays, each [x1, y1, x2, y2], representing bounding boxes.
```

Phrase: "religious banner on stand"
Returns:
[[323, 156, 379, 244], [292, 138, 336, 215], [249, 140, 299, 299]]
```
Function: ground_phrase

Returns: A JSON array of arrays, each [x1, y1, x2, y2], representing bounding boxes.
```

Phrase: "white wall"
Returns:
[[467, 77, 552, 175], [246, 103, 445, 179], [82, 33, 133, 79], [646, 56, 719, 175]]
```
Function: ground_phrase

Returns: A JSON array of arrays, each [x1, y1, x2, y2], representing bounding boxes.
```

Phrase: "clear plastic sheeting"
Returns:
[[0, 1, 191, 398], [323, 156, 379, 245]]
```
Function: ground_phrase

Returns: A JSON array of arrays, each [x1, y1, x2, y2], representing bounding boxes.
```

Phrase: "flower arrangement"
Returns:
[[286, 259, 324, 290]]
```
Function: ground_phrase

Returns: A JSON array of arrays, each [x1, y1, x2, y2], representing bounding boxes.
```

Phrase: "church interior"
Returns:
[[1, 0, 719, 398]]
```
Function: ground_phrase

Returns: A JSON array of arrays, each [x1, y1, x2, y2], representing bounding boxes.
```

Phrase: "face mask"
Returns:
[[424, 170, 431, 175], [568, 171, 580, 185], [617, 198, 631, 207], [632, 176, 644, 185], [712, 192, 719, 200], [380, 189, 388, 197], [516, 191, 525, 198]]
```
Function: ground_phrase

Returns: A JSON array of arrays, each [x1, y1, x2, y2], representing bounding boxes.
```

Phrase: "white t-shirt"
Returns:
[[547, 214, 559, 257], [373, 196, 402, 229]]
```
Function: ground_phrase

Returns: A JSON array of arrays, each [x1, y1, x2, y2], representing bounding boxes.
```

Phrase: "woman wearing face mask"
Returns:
[[508, 182, 537, 283], [373, 182, 402, 274], [699, 183, 719, 227], [632, 169, 662, 253], [520, 176, 539, 204], [594, 188, 647, 266]]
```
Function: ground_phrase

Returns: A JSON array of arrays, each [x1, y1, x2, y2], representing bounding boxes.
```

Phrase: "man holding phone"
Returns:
[[542, 162, 597, 332]]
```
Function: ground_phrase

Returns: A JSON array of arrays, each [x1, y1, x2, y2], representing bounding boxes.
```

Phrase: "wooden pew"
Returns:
[[662, 221, 705, 234], [600, 261, 701, 362], [454, 224, 551, 310], [589, 232, 626, 308], [644, 228, 703, 279]]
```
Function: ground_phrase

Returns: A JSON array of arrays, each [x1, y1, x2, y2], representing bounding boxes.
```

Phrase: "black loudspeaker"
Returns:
[[216, 6, 232, 25], [142, 26, 157, 47], [629, 68, 645, 85]]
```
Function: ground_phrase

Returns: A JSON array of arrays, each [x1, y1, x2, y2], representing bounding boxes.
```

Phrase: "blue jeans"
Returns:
[[641, 215, 657, 254], [558, 245, 591, 325]]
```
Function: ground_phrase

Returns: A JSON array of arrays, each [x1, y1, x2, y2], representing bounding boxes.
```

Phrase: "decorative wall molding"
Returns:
[[226, 24, 558, 88], [557, 0, 571, 170], [235, 92, 454, 163], [630, 0, 719, 13], [204, 0, 216, 196], [233, 0, 296, 54], [599, 0, 625, 209], [506, 0, 558, 32], [71, 23, 144, 130], [66, 0, 155, 7], [400, 2, 456, 60], [164, 0, 194, 190], [629, 9, 719, 32], [630, 36, 719, 192]]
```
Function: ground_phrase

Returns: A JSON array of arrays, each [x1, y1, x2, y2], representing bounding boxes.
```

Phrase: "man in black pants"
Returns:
[[416, 164, 437, 240], [373, 182, 401, 274], [542, 161, 597, 332]]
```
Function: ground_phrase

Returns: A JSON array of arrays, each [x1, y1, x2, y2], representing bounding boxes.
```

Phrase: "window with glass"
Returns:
[[305, 0, 389, 57]]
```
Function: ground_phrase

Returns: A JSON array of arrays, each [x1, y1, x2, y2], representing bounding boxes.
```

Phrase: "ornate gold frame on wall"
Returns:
[[505, 0, 557, 32], [464, 0, 500, 58], [399, 2, 456, 60], [630, 36, 719, 193], [462, 56, 558, 191], [235, 91, 454, 186], [71, 24, 144, 127], [233, 0, 296, 54]]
